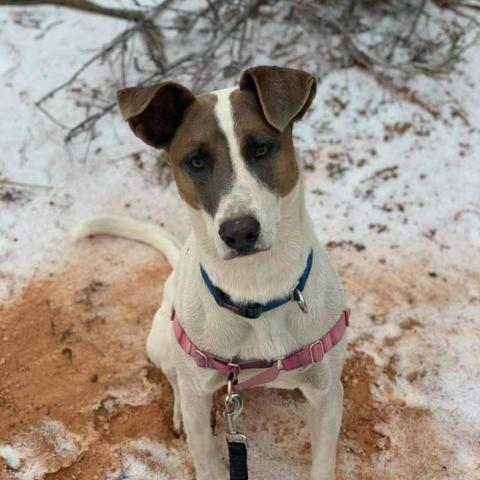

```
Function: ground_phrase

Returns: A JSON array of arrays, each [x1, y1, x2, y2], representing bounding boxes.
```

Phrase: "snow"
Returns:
[[105, 439, 190, 480], [0, 421, 87, 480], [38, 420, 84, 458], [0, 445, 21, 470], [1, 2, 480, 479]]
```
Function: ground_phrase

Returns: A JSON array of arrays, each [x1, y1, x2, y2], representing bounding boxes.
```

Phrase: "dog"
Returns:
[[72, 66, 348, 480]]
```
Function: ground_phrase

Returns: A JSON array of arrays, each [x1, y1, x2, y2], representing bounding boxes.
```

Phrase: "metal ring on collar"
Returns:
[[292, 287, 308, 313]]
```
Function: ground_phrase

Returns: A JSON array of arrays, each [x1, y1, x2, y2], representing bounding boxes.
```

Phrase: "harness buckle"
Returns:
[[195, 349, 209, 368], [218, 298, 263, 319], [291, 287, 308, 314], [217, 298, 239, 313], [309, 340, 324, 364]]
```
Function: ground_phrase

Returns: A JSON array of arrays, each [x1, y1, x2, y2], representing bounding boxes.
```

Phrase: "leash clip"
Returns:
[[224, 376, 248, 447], [225, 378, 249, 479], [291, 287, 308, 314]]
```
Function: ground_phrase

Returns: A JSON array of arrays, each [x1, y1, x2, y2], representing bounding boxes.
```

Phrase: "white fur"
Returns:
[[73, 90, 348, 480], [202, 87, 280, 260]]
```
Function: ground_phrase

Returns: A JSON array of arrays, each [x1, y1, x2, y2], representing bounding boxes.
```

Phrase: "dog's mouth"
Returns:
[[224, 245, 271, 260]]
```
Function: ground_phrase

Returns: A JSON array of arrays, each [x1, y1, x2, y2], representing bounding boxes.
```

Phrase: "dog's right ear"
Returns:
[[117, 82, 195, 149]]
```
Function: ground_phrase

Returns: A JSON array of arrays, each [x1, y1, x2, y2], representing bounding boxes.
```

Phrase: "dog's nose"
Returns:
[[219, 216, 260, 252]]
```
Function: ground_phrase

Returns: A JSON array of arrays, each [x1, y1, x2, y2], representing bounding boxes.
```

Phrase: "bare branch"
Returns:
[[0, 0, 145, 21], [366, 71, 441, 118], [64, 50, 198, 142], [0, 178, 53, 190], [35, 26, 136, 107], [16, 0, 478, 144]]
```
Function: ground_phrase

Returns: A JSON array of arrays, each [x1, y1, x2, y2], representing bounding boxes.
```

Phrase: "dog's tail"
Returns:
[[70, 215, 181, 268]]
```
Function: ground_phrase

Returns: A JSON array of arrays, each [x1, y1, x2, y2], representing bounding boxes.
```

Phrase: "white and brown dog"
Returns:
[[73, 66, 348, 480]]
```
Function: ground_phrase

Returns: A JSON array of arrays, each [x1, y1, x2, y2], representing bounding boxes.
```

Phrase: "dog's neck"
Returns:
[[188, 179, 314, 305]]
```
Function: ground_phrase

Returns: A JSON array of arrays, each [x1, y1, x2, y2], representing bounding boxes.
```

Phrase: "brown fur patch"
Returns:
[[230, 88, 299, 196], [167, 94, 234, 215]]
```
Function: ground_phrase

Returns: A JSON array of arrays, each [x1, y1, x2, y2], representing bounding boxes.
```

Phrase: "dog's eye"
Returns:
[[188, 157, 206, 170], [254, 144, 270, 159]]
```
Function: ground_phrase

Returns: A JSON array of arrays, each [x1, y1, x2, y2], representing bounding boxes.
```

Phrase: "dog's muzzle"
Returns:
[[219, 216, 260, 253]]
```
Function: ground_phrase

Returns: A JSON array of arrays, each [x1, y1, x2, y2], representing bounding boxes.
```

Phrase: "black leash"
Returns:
[[227, 440, 248, 480], [224, 375, 249, 480]]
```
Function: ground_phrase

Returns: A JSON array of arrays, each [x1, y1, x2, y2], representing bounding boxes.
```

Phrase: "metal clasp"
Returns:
[[291, 287, 308, 314], [224, 376, 248, 446], [224, 392, 243, 434]]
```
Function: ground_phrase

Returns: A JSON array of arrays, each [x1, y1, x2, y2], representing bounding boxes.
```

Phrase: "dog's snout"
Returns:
[[219, 216, 260, 253]]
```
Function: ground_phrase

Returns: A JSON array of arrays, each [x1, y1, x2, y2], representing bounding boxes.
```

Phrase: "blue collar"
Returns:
[[200, 249, 314, 319]]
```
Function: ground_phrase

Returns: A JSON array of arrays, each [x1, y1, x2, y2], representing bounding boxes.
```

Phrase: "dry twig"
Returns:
[[0, 0, 144, 21], [2, 0, 477, 142]]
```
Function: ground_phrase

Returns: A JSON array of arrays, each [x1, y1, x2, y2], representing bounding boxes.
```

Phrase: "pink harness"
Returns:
[[171, 308, 349, 393]]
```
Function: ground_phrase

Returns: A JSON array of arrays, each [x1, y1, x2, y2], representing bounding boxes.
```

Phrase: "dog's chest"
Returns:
[[220, 310, 305, 361], [180, 293, 331, 362], [174, 239, 346, 362]]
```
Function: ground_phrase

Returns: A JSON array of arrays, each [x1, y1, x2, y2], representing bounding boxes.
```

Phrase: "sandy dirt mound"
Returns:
[[1, 238, 475, 479]]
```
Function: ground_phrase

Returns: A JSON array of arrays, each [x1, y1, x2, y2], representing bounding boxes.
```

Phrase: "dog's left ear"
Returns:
[[239, 66, 317, 132]]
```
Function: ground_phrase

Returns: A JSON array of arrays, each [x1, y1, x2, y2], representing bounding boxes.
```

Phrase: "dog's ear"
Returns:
[[117, 82, 195, 149], [239, 66, 317, 132]]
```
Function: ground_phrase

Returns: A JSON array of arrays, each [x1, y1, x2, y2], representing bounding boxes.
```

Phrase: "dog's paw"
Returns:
[[212, 463, 228, 480], [172, 418, 184, 438], [310, 471, 336, 480], [172, 404, 184, 438], [195, 465, 228, 480]]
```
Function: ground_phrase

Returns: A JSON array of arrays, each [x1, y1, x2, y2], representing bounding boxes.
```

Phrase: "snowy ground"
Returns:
[[1, 3, 480, 480]]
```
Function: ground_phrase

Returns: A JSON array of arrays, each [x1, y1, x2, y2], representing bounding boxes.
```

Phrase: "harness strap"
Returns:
[[171, 309, 349, 392]]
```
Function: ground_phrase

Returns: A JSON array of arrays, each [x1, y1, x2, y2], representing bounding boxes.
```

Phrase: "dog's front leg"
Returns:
[[178, 378, 227, 480], [304, 379, 344, 480]]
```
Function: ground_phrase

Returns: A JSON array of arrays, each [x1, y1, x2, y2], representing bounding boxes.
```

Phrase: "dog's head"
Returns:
[[117, 66, 316, 260]]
